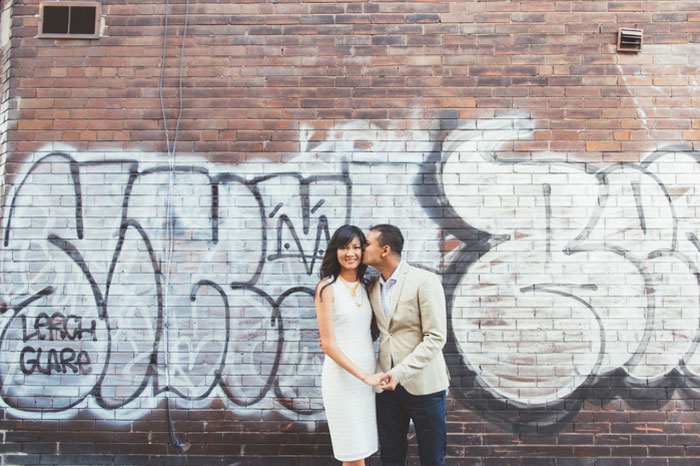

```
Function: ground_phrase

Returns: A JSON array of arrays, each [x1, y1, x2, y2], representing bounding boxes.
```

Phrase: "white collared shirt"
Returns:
[[379, 259, 404, 319]]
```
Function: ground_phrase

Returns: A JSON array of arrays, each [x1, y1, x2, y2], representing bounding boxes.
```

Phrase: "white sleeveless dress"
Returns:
[[321, 279, 378, 461]]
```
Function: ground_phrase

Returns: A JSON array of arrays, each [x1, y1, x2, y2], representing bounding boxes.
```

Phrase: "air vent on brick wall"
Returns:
[[617, 28, 643, 52], [39, 2, 100, 39]]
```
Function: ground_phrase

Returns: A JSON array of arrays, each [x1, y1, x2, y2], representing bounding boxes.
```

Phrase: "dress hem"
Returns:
[[334, 446, 378, 462]]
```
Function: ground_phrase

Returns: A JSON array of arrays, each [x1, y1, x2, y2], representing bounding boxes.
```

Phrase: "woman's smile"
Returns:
[[337, 237, 363, 271]]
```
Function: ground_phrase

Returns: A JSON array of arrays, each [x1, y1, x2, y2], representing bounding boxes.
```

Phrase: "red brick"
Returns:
[[3, 3, 700, 463], [587, 138, 624, 152]]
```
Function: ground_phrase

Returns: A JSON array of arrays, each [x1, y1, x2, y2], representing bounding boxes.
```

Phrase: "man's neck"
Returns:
[[379, 255, 401, 281]]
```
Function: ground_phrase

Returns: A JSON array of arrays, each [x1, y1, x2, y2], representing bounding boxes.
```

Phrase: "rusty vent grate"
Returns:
[[617, 28, 643, 52]]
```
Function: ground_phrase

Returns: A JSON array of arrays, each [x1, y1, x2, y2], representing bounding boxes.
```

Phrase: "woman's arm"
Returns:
[[315, 280, 383, 386]]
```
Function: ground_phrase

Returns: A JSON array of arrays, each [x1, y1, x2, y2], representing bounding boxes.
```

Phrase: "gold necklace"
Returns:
[[338, 275, 362, 308]]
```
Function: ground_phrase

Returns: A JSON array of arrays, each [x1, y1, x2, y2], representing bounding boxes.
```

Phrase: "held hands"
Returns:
[[361, 370, 398, 390], [362, 372, 385, 386], [379, 371, 399, 391]]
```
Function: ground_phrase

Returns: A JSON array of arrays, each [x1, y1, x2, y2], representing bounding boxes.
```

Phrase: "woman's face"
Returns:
[[337, 235, 363, 272]]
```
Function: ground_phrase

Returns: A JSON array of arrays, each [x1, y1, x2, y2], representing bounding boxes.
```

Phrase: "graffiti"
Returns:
[[19, 309, 97, 376], [0, 145, 443, 422], [439, 117, 700, 430], [0, 152, 330, 417], [1, 116, 700, 434], [6, 288, 95, 376]]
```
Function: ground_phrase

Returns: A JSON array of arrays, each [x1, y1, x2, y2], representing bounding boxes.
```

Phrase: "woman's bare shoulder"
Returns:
[[315, 278, 335, 299]]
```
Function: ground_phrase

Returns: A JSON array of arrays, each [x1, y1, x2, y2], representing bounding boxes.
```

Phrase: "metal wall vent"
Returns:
[[39, 2, 100, 39], [617, 28, 643, 52]]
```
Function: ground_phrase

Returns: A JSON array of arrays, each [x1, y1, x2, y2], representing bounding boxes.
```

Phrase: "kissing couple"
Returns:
[[315, 224, 450, 466]]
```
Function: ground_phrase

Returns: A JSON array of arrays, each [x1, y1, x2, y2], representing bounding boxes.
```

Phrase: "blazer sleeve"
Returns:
[[392, 271, 447, 383]]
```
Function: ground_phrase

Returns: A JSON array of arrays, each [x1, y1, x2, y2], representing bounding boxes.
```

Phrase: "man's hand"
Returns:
[[379, 371, 399, 391]]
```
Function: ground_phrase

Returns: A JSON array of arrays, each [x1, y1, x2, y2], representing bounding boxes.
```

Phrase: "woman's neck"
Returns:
[[339, 269, 358, 282]]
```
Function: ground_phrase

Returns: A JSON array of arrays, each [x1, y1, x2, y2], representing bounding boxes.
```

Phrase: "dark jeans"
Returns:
[[376, 385, 447, 466]]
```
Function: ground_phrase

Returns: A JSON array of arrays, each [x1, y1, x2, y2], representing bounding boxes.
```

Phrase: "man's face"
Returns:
[[363, 230, 384, 267]]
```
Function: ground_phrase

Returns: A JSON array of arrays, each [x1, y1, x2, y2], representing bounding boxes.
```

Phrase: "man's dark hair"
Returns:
[[370, 224, 404, 255]]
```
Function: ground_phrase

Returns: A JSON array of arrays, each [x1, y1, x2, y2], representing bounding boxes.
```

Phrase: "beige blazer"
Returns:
[[368, 263, 450, 396]]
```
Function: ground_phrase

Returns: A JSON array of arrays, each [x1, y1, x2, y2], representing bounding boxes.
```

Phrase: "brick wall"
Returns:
[[0, 0, 12, 221], [1, 1, 700, 464]]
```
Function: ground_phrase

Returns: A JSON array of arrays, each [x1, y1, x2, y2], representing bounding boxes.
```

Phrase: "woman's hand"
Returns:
[[362, 372, 385, 386]]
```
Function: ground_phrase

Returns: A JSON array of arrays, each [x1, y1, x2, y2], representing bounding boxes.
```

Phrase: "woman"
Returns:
[[315, 225, 382, 465]]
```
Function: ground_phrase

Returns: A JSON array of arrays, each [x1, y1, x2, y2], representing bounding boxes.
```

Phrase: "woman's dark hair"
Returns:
[[317, 225, 367, 299]]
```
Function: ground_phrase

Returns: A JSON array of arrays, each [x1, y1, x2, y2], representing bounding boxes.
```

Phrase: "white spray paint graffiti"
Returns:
[[0, 134, 444, 422], [443, 117, 700, 409], [1, 115, 699, 432]]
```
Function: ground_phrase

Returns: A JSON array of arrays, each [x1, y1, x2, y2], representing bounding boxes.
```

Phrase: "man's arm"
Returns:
[[390, 272, 447, 385]]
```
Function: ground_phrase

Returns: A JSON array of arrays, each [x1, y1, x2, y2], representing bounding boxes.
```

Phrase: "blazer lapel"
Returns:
[[369, 277, 387, 326], [388, 263, 410, 322]]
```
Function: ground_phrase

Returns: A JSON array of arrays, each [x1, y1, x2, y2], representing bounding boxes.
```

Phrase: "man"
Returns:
[[363, 224, 450, 466]]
